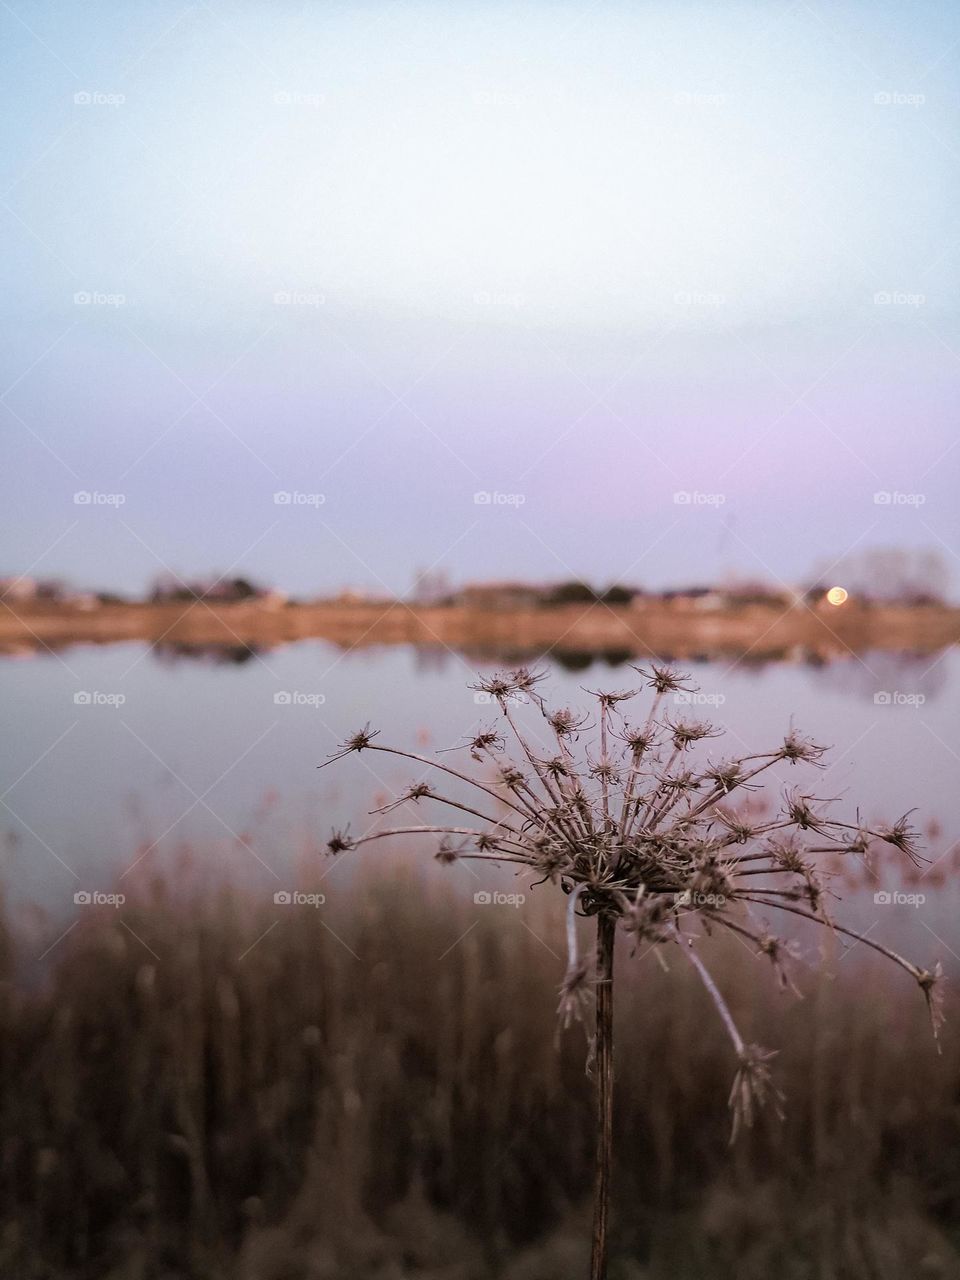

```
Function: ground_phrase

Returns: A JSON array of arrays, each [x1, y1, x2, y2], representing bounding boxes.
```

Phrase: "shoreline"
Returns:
[[2, 599, 958, 659]]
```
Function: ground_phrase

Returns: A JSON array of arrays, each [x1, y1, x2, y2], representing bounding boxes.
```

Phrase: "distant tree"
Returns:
[[227, 577, 259, 600], [599, 585, 634, 606], [545, 580, 597, 606]]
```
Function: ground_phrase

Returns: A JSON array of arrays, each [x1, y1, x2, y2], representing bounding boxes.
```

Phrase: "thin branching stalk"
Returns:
[[591, 911, 616, 1280], [321, 665, 943, 1278]]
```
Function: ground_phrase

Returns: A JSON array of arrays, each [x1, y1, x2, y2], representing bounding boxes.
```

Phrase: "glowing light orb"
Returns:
[[826, 586, 849, 607]]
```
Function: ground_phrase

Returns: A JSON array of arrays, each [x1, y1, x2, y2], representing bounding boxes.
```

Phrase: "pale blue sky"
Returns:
[[2, 0, 959, 595]]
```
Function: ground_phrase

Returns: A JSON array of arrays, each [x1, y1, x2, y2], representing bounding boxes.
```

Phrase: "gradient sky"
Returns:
[[2, 0, 959, 597]]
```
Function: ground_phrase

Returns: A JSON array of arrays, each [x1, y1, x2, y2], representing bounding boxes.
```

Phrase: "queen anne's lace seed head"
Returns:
[[324, 670, 940, 1139]]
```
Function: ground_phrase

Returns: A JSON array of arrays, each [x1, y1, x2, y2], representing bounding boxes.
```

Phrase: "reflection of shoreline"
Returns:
[[2, 599, 959, 659]]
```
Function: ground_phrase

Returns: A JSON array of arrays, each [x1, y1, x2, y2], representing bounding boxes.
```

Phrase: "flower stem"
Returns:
[[591, 912, 616, 1280]]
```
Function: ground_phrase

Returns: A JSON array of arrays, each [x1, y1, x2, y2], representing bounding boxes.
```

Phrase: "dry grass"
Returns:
[[2, 860, 959, 1280]]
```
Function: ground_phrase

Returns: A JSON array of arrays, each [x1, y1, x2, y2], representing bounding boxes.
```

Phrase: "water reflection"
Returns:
[[153, 642, 263, 667], [808, 649, 948, 703], [0, 640, 957, 914]]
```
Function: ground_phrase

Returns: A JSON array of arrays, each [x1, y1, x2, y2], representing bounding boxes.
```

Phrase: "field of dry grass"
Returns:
[[3, 861, 959, 1280]]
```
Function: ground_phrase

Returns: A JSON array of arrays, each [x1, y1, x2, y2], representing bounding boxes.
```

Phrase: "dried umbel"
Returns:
[[321, 666, 941, 1279]]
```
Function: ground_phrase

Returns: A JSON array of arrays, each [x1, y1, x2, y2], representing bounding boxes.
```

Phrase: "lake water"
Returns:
[[1, 639, 957, 957]]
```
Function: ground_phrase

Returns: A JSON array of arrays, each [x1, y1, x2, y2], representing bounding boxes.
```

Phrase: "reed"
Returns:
[[1, 859, 956, 1278]]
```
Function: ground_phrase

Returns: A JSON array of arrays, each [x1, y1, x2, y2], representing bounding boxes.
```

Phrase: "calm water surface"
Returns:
[[1, 640, 957, 947]]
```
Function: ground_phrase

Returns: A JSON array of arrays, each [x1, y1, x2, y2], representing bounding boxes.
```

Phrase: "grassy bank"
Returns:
[[2, 598, 960, 661]]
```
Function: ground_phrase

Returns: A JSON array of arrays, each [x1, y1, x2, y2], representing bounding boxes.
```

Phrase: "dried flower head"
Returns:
[[778, 729, 828, 766], [667, 717, 722, 751], [729, 1044, 784, 1143], [323, 669, 940, 1142], [639, 663, 693, 694], [549, 707, 590, 737], [326, 828, 355, 855]]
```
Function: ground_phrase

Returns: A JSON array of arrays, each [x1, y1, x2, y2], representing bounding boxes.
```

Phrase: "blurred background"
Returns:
[[2, 1, 960, 1276]]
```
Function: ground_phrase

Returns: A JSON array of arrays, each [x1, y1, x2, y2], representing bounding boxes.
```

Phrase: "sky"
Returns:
[[1, 0, 959, 598]]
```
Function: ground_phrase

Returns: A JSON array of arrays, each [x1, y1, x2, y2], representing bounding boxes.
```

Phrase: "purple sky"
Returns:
[[2, 0, 958, 597]]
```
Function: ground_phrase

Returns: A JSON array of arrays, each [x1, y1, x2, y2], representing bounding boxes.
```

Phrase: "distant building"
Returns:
[[719, 580, 793, 608], [460, 581, 544, 610], [659, 587, 720, 609], [0, 576, 38, 601], [411, 568, 453, 606]]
